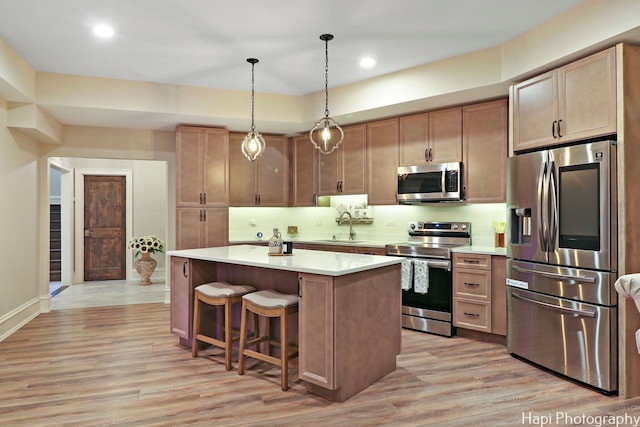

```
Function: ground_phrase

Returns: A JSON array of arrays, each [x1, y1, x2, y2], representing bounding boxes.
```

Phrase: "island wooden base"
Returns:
[[169, 253, 401, 402]]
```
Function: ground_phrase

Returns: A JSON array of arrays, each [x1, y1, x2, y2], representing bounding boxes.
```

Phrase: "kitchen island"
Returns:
[[167, 244, 402, 401]]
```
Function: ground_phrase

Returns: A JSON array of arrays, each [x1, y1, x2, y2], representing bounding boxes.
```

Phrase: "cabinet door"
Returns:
[[512, 70, 558, 152], [463, 100, 508, 203], [176, 208, 204, 250], [203, 208, 229, 247], [228, 133, 258, 206], [291, 135, 318, 206], [398, 112, 428, 166], [559, 47, 616, 144], [428, 107, 462, 163], [170, 256, 192, 340], [317, 139, 341, 195], [176, 126, 205, 207], [202, 128, 229, 206], [299, 273, 335, 389], [367, 118, 399, 205], [256, 135, 288, 206], [340, 124, 367, 194]]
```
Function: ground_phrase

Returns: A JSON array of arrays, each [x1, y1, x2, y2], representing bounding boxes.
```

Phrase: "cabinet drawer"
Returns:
[[353, 246, 386, 256], [454, 268, 491, 300], [453, 253, 491, 270], [453, 298, 491, 332]]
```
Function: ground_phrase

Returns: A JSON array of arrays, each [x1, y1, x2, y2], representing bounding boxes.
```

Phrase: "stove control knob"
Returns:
[[461, 224, 467, 230], [452, 224, 459, 230], [409, 223, 416, 230], [417, 222, 423, 229]]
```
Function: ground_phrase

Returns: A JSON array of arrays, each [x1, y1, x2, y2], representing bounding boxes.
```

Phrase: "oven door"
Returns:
[[401, 259, 453, 336]]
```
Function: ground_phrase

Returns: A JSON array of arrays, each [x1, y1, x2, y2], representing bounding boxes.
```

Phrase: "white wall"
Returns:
[[0, 99, 41, 340]]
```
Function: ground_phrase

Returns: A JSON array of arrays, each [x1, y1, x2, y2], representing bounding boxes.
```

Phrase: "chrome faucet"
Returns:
[[338, 211, 356, 240]]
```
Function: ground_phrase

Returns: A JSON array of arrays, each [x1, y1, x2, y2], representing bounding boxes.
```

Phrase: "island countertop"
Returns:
[[168, 244, 402, 276]]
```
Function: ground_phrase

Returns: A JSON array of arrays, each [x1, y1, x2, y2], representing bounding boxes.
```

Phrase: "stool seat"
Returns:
[[196, 282, 256, 298], [238, 290, 299, 391], [192, 281, 256, 370], [242, 289, 299, 308]]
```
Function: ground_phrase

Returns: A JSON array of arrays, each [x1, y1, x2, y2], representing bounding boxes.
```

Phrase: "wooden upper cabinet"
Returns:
[[176, 126, 229, 207], [291, 135, 318, 207], [512, 47, 616, 152], [399, 107, 462, 165], [463, 99, 508, 204], [428, 107, 463, 163], [398, 112, 428, 166], [176, 207, 229, 250], [367, 118, 399, 205], [229, 133, 288, 206], [318, 124, 366, 195], [258, 135, 289, 206]]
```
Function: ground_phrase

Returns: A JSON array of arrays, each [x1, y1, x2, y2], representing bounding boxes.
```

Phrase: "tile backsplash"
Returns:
[[229, 199, 506, 247]]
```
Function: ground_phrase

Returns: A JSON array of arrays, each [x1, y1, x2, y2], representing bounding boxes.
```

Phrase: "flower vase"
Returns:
[[135, 252, 157, 285]]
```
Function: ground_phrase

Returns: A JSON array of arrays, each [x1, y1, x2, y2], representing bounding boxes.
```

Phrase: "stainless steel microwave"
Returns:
[[397, 162, 463, 203]]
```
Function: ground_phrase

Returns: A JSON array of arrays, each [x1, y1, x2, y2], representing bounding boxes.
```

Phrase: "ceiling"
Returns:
[[0, 0, 584, 97]]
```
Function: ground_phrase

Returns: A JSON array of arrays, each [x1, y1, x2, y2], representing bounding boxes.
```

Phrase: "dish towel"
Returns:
[[413, 260, 429, 294], [614, 274, 640, 354], [401, 259, 413, 291]]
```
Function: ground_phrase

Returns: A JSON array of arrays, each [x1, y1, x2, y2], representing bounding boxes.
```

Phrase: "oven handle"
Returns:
[[392, 257, 452, 271], [512, 292, 596, 318], [512, 265, 596, 284]]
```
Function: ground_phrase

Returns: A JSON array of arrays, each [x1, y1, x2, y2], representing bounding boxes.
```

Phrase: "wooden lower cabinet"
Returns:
[[302, 243, 354, 253], [298, 266, 401, 401], [169, 257, 218, 345], [353, 246, 386, 255], [298, 273, 335, 389], [453, 253, 506, 336]]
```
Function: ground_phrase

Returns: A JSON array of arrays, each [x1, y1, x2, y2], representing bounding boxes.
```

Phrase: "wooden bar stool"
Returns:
[[192, 282, 256, 370], [237, 290, 299, 391]]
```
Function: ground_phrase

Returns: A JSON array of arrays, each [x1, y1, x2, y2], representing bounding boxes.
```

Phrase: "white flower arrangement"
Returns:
[[127, 235, 165, 257]]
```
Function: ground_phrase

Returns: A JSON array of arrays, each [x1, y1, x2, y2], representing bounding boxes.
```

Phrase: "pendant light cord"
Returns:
[[251, 61, 256, 132], [324, 37, 330, 118]]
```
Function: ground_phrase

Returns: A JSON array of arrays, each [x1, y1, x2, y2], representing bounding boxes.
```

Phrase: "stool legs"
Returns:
[[192, 293, 244, 371], [237, 300, 298, 391]]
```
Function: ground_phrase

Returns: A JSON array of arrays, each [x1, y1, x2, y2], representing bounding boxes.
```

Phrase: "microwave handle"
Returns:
[[441, 166, 446, 195]]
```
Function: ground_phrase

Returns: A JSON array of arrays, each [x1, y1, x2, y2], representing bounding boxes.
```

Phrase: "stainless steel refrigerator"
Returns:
[[506, 139, 618, 394]]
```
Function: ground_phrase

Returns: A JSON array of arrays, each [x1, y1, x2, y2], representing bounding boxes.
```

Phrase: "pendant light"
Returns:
[[310, 34, 344, 154], [241, 58, 266, 161]]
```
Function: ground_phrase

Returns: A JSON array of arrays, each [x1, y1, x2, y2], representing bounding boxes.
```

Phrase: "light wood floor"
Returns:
[[1, 304, 639, 427]]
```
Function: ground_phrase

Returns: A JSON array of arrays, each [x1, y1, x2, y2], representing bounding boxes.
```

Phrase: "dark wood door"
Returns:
[[84, 175, 126, 281]]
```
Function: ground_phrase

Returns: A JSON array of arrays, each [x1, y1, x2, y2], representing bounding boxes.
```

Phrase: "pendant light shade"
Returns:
[[241, 58, 266, 162], [310, 34, 344, 154]]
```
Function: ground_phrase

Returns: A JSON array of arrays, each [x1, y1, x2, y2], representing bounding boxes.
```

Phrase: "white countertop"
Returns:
[[168, 245, 403, 276]]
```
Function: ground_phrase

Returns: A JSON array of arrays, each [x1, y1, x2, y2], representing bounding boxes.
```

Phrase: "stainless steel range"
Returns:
[[385, 221, 471, 337]]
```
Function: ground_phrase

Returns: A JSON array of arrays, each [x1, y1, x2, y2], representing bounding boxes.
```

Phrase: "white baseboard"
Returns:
[[0, 296, 41, 342]]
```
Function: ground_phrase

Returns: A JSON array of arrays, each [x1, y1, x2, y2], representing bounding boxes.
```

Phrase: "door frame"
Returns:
[[49, 158, 74, 287], [74, 168, 133, 283]]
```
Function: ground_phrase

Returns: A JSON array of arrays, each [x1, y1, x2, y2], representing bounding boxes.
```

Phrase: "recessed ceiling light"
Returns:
[[93, 24, 114, 38], [359, 57, 376, 68]]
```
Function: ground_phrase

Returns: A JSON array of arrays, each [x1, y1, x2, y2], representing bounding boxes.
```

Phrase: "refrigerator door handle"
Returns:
[[512, 292, 597, 318], [538, 160, 548, 252], [511, 264, 597, 283], [548, 159, 558, 251]]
